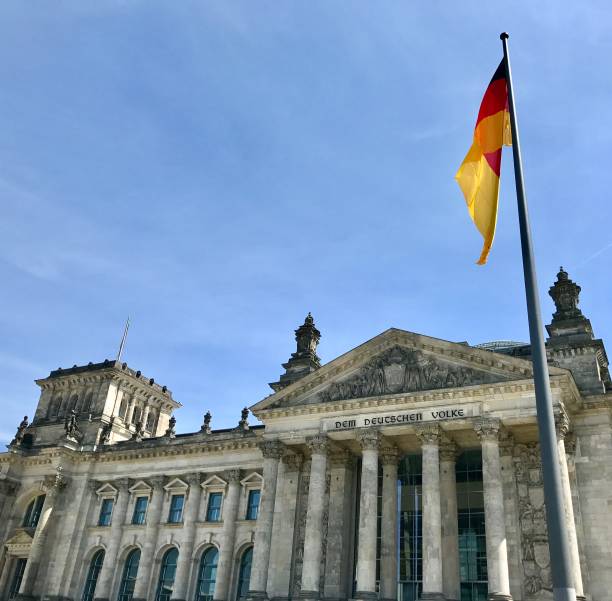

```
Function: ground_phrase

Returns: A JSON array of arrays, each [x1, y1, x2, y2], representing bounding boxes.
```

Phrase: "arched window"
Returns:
[[83, 391, 94, 414], [81, 550, 105, 601], [23, 495, 46, 528], [235, 547, 253, 601], [155, 548, 179, 601], [132, 406, 141, 425], [48, 397, 61, 419], [117, 549, 140, 601], [146, 410, 156, 432], [119, 398, 128, 420], [195, 547, 218, 601]]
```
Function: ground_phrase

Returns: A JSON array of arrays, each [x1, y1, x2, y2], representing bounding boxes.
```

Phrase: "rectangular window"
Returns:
[[132, 496, 148, 525], [206, 492, 223, 522], [168, 494, 184, 523], [246, 490, 260, 520], [98, 498, 114, 526]]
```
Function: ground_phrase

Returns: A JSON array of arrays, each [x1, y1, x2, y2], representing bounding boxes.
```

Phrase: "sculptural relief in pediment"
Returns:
[[318, 346, 504, 403]]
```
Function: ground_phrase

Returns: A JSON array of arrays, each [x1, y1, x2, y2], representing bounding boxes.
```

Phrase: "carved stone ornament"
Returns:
[[225, 469, 241, 483], [201, 410, 212, 434], [380, 444, 399, 465], [439, 438, 457, 462], [329, 448, 354, 468], [10, 415, 29, 446], [357, 429, 381, 451], [414, 423, 440, 445], [185, 473, 202, 486], [114, 477, 130, 491], [283, 452, 304, 471], [259, 439, 285, 459], [306, 434, 329, 456], [474, 417, 501, 441], [165, 416, 176, 438], [555, 407, 570, 440], [318, 345, 500, 403], [549, 267, 583, 322], [498, 430, 515, 457]]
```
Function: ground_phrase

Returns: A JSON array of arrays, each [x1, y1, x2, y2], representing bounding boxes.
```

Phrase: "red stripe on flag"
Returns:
[[477, 79, 508, 125], [483, 149, 502, 177]]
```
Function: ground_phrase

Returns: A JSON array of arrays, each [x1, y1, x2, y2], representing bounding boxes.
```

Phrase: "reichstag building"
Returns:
[[1, 268, 610, 601]]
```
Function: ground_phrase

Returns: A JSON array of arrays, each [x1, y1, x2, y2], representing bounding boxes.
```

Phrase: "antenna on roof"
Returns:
[[116, 317, 130, 362]]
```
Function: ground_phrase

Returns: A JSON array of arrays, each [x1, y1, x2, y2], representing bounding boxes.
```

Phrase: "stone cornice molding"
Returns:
[[415, 423, 441, 445], [357, 429, 381, 451], [474, 417, 501, 441], [258, 439, 285, 460], [306, 434, 329, 456]]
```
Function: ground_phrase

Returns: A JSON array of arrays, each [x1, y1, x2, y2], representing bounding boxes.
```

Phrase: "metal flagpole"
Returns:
[[116, 317, 130, 362], [500, 32, 576, 601]]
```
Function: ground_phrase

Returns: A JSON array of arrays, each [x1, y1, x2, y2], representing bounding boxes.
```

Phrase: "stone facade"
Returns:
[[0, 271, 611, 601]]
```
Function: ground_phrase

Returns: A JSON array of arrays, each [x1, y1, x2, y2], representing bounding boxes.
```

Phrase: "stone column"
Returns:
[[132, 476, 165, 601], [415, 423, 444, 601], [17, 471, 66, 599], [248, 440, 284, 600], [556, 412, 585, 600], [171, 473, 203, 601], [354, 429, 380, 601], [380, 443, 399, 601], [324, 449, 355, 601], [93, 478, 130, 601], [213, 470, 242, 601], [125, 396, 136, 425], [439, 439, 460, 601], [475, 419, 512, 601], [142, 403, 151, 432], [269, 452, 303, 600], [300, 435, 330, 599]]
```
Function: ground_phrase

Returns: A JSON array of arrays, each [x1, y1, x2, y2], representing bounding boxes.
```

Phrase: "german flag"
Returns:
[[455, 60, 512, 265]]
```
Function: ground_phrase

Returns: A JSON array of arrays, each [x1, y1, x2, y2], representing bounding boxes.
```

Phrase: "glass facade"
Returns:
[[155, 548, 179, 601], [132, 496, 148, 525], [206, 492, 223, 522], [168, 494, 184, 523], [81, 550, 105, 601], [195, 547, 219, 601]]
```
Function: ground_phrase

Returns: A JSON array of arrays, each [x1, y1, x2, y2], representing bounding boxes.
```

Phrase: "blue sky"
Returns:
[[1, 2, 611, 444]]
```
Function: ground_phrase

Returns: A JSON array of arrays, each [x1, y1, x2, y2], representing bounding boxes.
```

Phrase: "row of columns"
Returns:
[[249, 418, 585, 601]]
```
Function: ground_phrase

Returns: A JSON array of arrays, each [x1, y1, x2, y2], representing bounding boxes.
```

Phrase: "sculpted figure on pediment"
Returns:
[[318, 346, 500, 403]]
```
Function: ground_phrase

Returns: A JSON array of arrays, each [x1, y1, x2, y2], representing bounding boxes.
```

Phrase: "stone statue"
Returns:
[[131, 420, 145, 442], [64, 410, 82, 441], [165, 416, 176, 438], [100, 417, 114, 444], [201, 411, 212, 434], [238, 407, 249, 431], [10, 416, 29, 446]]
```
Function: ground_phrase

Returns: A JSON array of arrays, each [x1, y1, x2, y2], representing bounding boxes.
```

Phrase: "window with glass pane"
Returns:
[[22, 495, 46, 528], [245, 490, 260, 520], [81, 550, 105, 601], [98, 498, 114, 526], [398, 455, 423, 601], [155, 548, 179, 601], [168, 494, 184, 523], [456, 450, 488, 601], [206, 492, 222, 522], [195, 547, 218, 601], [117, 549, 140, 601], [235, 547, 253, 601], [132, 497, 148, 525], [8, 558, 27, 600]]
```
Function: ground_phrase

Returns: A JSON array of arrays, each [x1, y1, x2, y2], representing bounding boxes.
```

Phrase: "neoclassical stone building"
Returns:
[[1, 269, 611, 601]]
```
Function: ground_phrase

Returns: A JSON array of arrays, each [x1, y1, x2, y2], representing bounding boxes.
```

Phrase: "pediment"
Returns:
[[201, 475, 227, 489], [164, 477, 189, 491], [96, 483, 118, 497], [6, 529, 33, 556], [129, 480, 152, 495], [241, 472, 263, 487], [252, 328, 565, 413]]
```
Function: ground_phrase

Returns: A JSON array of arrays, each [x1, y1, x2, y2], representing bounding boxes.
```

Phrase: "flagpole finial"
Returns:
[[500, 32, 509, 40]]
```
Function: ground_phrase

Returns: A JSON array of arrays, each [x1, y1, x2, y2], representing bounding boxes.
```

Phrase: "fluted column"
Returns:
[[171, 473, 203, 601], [17, 471, 66, 599], [415, 423, 444, 601], [300, 435, 330, 599], [132, 476, 165, 601], [94, 478, 130, 601], [440, 440, 460, 601], [248, 440, 284, 600], [556, 412, 584, 600], [380, 443, 399, 601], [355, 429, 380, 601], [475, 419, 512, 601], [213, 470, 242, 601]]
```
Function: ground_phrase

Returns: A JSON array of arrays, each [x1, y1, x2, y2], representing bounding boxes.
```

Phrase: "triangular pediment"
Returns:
[[6, 529, 33, 546], [164, 477, 189, 491], [252, 328, 566, 413], [129, 480, 152, 495], [96, 483, 118, 497]]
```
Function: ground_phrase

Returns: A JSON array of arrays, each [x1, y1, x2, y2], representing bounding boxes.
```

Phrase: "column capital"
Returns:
[[564, 432, 577, 455], [439, 438, 457, 462], [329, 448, 354, 468], [87, 479, 101, 494], [415, 423, 441, 445], [225, 469, 242, 483], [259, 439, 285, 459], [474, 417, 501, 441], [149, 475, 165, 489], [357, 429, 381, 451], [306, 434, 329, 456], [499, 430, 515, 457], [555, 407, 570, 440], [43, 466, 67, 495], [282, 452, 304, 471], [185, 473, 202, 486], [380, 443, 399, 465], [114, 477, 130, 491]]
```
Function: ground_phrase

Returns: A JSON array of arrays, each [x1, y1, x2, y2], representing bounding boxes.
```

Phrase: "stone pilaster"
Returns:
[[300, 435, 330, 600], [324, 449, 355, 601], [171, 473, 203, 601], [132, 476, 165, 601], [415, 424, 444, 601], [439, 439, 460, 601], [248, 440, 284, 600], [269, 453, 303, 600], [380, 443, 399, 601], [93, 478, 130, 601], [556, 411, 585, 600], [213, 470, 242, 601], [17, 470, 67, 599], [475, 418, 512, 601], [354, 429, 380, 601]]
